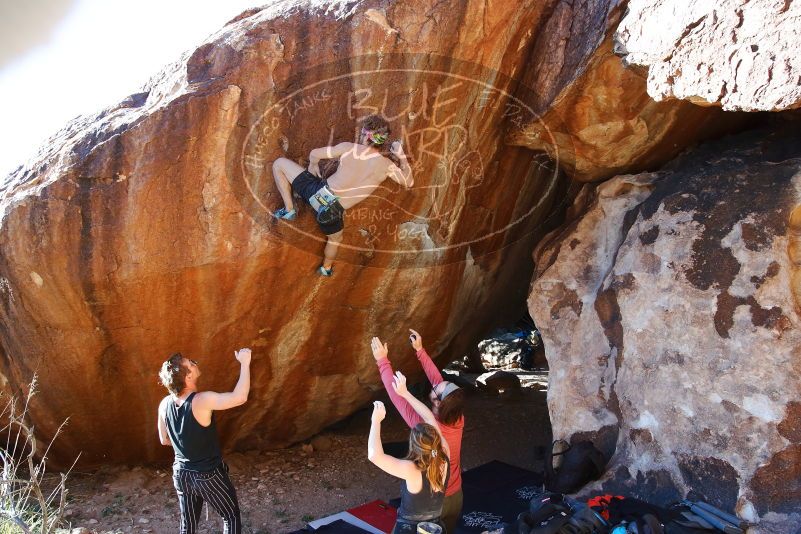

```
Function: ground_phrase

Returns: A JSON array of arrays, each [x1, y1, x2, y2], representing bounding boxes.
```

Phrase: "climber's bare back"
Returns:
[[327, 142, 407, 210]]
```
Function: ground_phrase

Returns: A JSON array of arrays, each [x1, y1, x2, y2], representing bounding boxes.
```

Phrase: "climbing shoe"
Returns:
[[318, 265, 333, 277], [273, 207, 296, 220]]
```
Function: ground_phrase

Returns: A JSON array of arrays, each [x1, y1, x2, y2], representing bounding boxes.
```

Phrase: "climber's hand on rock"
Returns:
[[235, 348, 252, 365], [371, 337, 388, 361], [371, 401, 386, 423], [390, 141, 405, 156], [409, 329, 423, 351]]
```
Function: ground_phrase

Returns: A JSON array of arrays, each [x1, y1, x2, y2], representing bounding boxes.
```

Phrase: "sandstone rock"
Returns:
[[310, 434, 333, 452], [440, 370, 474, 390], [529, 345, 547, 369], [455, 347, 487, 374], [529, 125, 801, 530], [478, 328, 540, 370], [508, 0, 746, 181], [616, 0, 801, 111], [0, 0, 575, 467], [476, 370, 521, 395], [0, 0, 767, 471]]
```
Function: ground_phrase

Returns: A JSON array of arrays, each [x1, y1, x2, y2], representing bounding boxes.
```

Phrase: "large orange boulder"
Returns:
[[0, 1, 574, 467], [0, 0, 747, 468]]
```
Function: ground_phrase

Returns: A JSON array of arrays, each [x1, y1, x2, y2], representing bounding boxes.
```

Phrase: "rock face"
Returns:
[[0, 0, 581, 467], [507, 0, 746, 182], [616, 0, 801, 111], [477, 328, 541, 370], [0, 0, 736, 467], [0, 0, 788, 481], [528, 126, 801, 529]]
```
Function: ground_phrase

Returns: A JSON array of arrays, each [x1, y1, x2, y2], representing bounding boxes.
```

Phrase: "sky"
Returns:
[[0, 0, 262, 178]]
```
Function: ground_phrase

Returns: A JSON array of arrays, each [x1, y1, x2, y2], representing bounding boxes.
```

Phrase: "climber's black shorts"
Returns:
[[291, 170, 345, 235]]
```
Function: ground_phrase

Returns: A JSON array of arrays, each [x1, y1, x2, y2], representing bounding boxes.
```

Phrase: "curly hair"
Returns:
[[407, 423, 449, 493], [359, 114, 400, 165], [159, 353, 188, 396], [360, 114, 390, 144]]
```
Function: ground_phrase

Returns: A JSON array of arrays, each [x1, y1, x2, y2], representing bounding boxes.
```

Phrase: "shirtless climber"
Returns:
[[271, 114, 414, 276]]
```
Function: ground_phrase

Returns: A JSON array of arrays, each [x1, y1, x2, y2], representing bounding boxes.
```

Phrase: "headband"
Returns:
[[361, 127, 388, 145], [439, 382, 460, 400]]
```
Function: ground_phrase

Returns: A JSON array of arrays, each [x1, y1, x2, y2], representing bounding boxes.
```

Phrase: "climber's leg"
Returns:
[[272, 157, 305, 214], [321, 230, 344, 274]]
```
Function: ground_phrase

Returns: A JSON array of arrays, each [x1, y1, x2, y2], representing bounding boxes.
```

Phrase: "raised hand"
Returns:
[[371, 400, 386, 423], [235, 348, 252, 365], [371, 337, 389, 361], [390, 141, 405, 156], [408, 329, 423, 351], [392, 370, 409, 398]]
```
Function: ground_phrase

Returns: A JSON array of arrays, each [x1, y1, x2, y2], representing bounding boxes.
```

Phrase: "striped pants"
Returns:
[[173, 462, 241, 534]]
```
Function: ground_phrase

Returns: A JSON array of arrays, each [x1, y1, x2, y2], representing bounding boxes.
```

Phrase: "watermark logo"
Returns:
[[225, 53, 572, 267], [515, 486, 542, 500], [462, 511, 504, 529]]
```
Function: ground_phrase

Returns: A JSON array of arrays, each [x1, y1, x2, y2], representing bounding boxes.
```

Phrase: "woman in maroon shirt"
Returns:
[[367, 374, 451, 534], [371, 330, 466, 534]]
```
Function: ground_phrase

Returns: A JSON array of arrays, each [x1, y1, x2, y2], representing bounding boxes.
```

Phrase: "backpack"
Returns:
[[560, 504, 609, 534], [588, 495, 625, 522], [529, 491, 572, 522], [515, 491, 573, 534], [545, 440, 607, 494], [515, 492, 609, 534], [603, 496, 675, 532]]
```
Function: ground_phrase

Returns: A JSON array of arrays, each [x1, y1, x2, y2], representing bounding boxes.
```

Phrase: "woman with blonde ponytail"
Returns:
[[368, 372, 451, 533], [407, 423, 449, 493], [372, 334, 465, 534]]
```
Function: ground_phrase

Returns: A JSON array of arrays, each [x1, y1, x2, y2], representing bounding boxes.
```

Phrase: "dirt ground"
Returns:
[[60, 371, 551, 534]]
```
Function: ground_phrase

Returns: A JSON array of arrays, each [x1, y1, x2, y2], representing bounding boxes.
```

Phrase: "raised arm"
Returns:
[[392, 371, 449, 457], [409, 329, 444, 386], [310, 142, 355, 161], [371, 337, 423, 428], [157, 397, 171, 446], [387, 142, 413, 188], [193, 348, 252, 411], [308, 142, 354, 177], [368, 401, 420, 480]]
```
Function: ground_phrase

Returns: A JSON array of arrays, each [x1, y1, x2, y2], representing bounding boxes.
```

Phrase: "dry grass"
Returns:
[[0, 375, 77, 533]]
